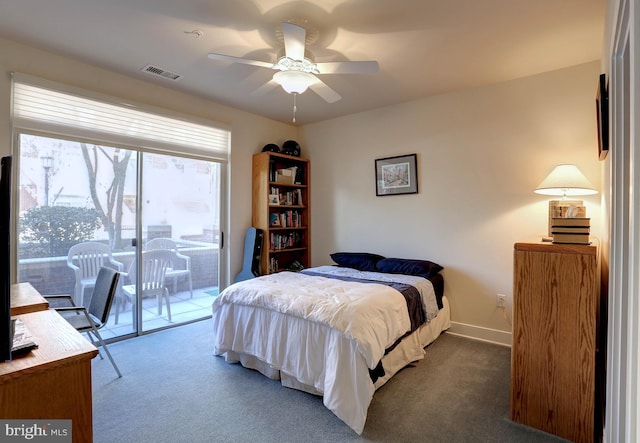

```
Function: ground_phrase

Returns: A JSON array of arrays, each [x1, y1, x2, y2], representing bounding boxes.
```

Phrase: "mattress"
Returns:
[[211, 266, 450, 433]]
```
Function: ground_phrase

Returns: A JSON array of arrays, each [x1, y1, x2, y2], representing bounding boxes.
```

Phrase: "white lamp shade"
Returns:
[[534, 164, 598, 196], [273, 70, 316, 94]]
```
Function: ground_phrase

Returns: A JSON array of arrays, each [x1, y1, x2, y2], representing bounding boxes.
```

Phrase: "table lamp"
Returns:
[[534, 164, 597, 238]]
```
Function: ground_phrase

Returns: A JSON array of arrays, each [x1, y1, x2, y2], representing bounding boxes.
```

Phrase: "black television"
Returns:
[[1, 155, 12, 361]]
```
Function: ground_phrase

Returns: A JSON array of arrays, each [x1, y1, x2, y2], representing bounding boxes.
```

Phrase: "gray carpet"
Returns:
[[92, 320, 567, 443]]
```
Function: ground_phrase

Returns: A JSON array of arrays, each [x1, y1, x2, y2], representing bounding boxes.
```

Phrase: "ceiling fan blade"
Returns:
[[281, 22, 306, 61], [208, 53, 274, 69], [309, 80, 341, 103], [316, 61, 379, 74], [251, 80, 279, 96]]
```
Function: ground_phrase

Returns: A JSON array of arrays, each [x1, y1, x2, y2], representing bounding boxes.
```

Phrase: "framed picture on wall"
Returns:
[[375, 153, 418, 196], [596, 73, 609, 160]]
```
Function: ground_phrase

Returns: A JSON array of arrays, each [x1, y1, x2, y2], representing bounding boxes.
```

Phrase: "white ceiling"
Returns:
[[0, 0, 606, 125]]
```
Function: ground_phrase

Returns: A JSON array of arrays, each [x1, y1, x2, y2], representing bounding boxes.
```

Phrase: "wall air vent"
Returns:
[[141, 65, 181, 81]]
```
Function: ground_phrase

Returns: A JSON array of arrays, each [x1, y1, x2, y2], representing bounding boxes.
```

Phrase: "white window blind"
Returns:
[[11, 73, 229, 159]]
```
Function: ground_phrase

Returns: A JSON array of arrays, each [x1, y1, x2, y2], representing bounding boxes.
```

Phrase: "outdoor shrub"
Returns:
[[20, 206, 103, 257]]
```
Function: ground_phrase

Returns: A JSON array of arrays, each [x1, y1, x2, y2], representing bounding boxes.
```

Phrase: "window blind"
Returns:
[[11, 73, 230, 159]]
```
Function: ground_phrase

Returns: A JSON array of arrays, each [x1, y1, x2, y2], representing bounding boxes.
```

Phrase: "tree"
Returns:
[[80, 143, 132, 250], [20, 206, 102, 257]]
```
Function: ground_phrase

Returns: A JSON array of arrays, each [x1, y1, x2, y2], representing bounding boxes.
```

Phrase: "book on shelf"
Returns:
[[269, 158, 276, 182], [270, 210, 302, 228], [269, 187, 303, 206], [270, 231, 302, 250], [552, 232, 591, 244], [294, 167, 304, 185], [269, 213, 280, 226], [551, 226, 590, 234], [269, 257, 279, 273], [551, 217, 591, 227]]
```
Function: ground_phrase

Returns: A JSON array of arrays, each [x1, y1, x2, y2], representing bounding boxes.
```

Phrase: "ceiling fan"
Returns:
[[207, 22, 379, 104]]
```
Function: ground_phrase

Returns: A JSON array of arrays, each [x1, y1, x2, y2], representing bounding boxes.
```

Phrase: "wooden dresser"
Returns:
[[0, 283, 98, 443], [510, 241, 602, 443]]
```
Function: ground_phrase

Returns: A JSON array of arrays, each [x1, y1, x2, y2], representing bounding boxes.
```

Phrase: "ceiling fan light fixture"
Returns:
[[207, 21, 375, 106], [273, 70, 317, 94], [273, 56, 319, 74]]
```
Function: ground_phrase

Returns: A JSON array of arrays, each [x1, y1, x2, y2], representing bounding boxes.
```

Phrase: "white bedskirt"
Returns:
[[214, 296, 451, 433]]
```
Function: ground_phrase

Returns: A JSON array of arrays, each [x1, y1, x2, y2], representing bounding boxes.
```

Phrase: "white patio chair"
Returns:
[[118, 249, 173, 324], [67, 241, 124, 306], [146, 238, 193, 298]]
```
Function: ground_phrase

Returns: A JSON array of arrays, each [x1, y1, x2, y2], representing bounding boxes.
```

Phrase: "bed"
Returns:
[[211, 253, 450, 434]]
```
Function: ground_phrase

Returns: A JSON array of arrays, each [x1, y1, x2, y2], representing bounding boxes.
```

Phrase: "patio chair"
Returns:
[[117, 249, 173, 324], [146, 238, 193, 297], [45, 267, 122, 378], [67, 241, 124, 306]]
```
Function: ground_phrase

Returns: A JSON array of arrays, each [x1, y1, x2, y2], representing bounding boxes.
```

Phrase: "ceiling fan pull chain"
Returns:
[[292, 92, 297, 123]]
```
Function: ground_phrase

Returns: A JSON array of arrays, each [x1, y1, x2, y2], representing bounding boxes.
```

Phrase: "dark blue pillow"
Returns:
[[376, 258, 443, 278], [330, 252, 385, 272]]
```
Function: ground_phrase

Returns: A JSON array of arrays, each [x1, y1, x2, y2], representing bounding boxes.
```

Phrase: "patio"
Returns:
[[100, 286, 218, 339], [19, 242, 220, 340]]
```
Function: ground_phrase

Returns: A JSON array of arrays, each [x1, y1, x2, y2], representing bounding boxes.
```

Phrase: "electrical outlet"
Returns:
[[496, 294, 507, 308]]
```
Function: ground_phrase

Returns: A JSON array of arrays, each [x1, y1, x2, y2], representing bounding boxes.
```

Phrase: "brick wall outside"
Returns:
[[19, 245, 219, 297]]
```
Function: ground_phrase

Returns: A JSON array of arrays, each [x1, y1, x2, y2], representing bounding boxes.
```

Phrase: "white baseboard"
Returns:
[[446, 321, 512, 347]]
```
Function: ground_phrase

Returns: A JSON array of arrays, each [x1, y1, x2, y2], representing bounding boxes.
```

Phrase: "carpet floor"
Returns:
[[92, 319, 568, 443]]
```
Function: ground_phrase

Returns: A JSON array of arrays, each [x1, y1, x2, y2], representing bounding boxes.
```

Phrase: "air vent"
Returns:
[[141, 65, 181, 81]]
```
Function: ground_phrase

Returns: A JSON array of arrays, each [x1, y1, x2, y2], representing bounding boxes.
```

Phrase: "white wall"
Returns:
[[0, 36, 296, 284], [0, 35, 603, 341], [300, 61, 602, 341]]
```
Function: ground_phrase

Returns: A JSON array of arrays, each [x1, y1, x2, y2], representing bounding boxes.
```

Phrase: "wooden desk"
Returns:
[[10, 282, 49, 315], [1, 288, 98, 443]]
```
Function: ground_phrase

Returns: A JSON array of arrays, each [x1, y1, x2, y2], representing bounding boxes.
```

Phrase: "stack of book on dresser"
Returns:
[[551, 217, 591, 244]]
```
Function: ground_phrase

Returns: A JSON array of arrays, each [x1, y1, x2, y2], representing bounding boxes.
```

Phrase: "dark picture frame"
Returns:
[[596, 73, 609, 160], [375, 153, 418, 196]]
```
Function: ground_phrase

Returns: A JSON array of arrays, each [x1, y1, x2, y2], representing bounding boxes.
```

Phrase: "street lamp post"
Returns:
[[41, 155, 53, 206]]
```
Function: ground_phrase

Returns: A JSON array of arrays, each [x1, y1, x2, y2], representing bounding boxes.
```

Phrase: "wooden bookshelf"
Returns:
[[252, 151, 310, 274]]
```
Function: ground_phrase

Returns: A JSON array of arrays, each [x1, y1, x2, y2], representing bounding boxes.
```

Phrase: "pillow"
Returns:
[[376, 257, 443, 278], [330, 252, 385, 272]]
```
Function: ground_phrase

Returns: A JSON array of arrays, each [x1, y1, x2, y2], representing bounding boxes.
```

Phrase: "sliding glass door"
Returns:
[[16, 133, 223, 339], [134, 152, 221, 333]]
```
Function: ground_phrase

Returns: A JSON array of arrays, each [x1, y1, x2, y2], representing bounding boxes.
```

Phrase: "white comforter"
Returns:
[[211, 265, 439, 433]]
